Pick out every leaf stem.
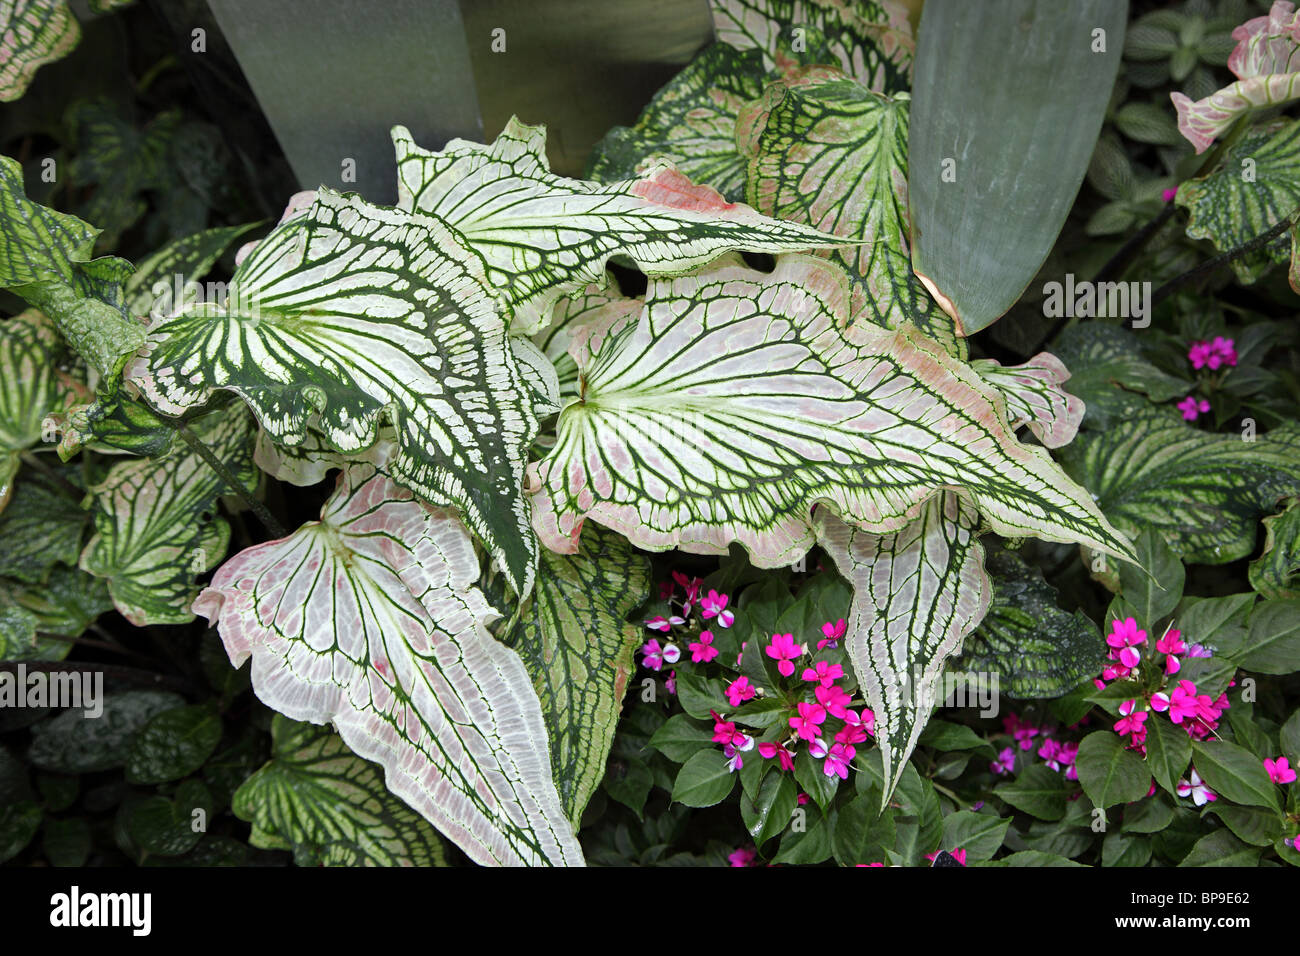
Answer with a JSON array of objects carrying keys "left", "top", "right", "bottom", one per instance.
[
  {"left": 1150, "top": 207, "right": 1299, "bottom": 309},
  {"left": 177, "top": 424, "right": 287, "bottom": 538}
]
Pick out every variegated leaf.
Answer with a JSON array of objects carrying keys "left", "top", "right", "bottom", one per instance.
[
  {"left": 1171, "top": 0, "right": 1300, "bottom": 153},
  {"left": 0, "top": 565, "right": 112, "bottom": 661},
  {"left": 0, "top": 464, "right": 86, "bottom": 583},
  {"left": 530, "top": 254, "right": 1136, "bottom": 569},
  {"left": 736, "top": 68, "right": 962, "bottom": 357},
  {"left": 1250, "top": 499, "right": 1300, "bottom": 600},
  {"left": 587, "top": 42, "right": 767, "bottom": 202},
  {"left": 392, "top": 117, "right": 846, "bottom": 334},
  {"left": 1050, "top": 323, "right": 1191, "bottom": 430},
  {"left": 710, "top": 0, "right": 914, "bottom": 93},
  {"left": 816, "top": 496, "right": 991, "bottom": 805},
  {"left": 127, "top": 188, "right": 540, "bottom": 596},
  {"left": 80, "top": 408, "right": 255, "bottom": 626},
  {"left": 971, "top": 353, "right": 1084, "bottom": 449},
  {"left": 1176, "top": 118, "right": 1300, "bottom": 283},
  {"left": 533, "top": 275, "right": 643, "bottom": 407},
  {"left": 125, "top": 222, "right": 262, "bottom": 319},
  {"left": 0, "top": 0, "right": 80, "bottom": 102},
  {"left": 233, "top": 715, "right": 450, "bottom": 867},
  {"left": 195, "top": 465, "right": 583, "bottom": 867},
  {"left": 505, "top": 524, "right": 651, "bottom": 824},
  {"left": 1059, "top": 406, "right": 1300, "bottom": 564},
  {"left": 253, "top": 420, "right": 396, "bottom": 488}
]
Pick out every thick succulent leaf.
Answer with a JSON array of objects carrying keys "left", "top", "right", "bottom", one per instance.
[
  {"left": 971, "top": 353, "right": 1084, "bottom": 450},
  {"left": 587, "top": 43, "right": 766, "bottom": 202},
  {"left": 907, "top": 0, "right": 1126, "bottom": 335},
  {"left": 79, "top": 408, "right": 255, "bottom": 626},
  {"left": 954, "top": 545, "right": 1106, "bottom": 698},
  {"left": 194, "top": 466, "right": 583, "bottom": 867},
  {"left": 736, "top": 68, "right": 961, "bottom": 358},
  {"left": 391, "top": 118, "right": 845, "bottom": 335},
  {"left": 0, "top": 156, "right": 144, "bottom": 377},
  {"left": 530, "top": 255, "right": 1136, "bottom": 569},
  {"left": 505, "top": 524, "right": 651, "bottom": 824},
  {"left": 533, "top": 277, "right": 643, "bottom": 407},
  {"left": 233, "top": 716, "right": 450, "bottom": 867},
  {"left": 709, "top": 0, "right": 914, "bottom": 93},
  {"left": 1059, "top": 406, "right": 1300, "bottom": 564},
  {"left": 0, "top": 465, "right": 86, "bottom": 583},
  {"left": 1250, "top": 499, "right": 1300, "bottom": 599},
  {"left": 1176, "top": 118, "right": 1300, "bottom": 283},
  {"left": 127, "top": 188, "right": 540, "bottom": 596},
  {"left": 1051, "top": 323, "right": 1191, "bottom": 430},
  {"left": 816, "top": 496, "right": 991, "bottom": 806},
  {"left": 0, "top": 0, "right": 80, "bottom": 102},
  {"left": 125, "top": 222, "right": 263, "bottom": 319},
  {"left": 1171, "top": 1, "right": 1300, "bottom": 153}
]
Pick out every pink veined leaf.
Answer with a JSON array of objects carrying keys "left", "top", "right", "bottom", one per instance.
[
  {"left": 194, "top": 465, "right": 584, "bottom": 867},
  {"left": 971, "top": 352, "right": 1085, "bottom": 449}
]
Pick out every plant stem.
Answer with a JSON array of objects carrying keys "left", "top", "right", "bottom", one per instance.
[
  {"left": 1150, "top": 207, "right": 1299, "bottom": 308},
  {"left": 177, "top": 424, "right": 287, "bottom": 538}
]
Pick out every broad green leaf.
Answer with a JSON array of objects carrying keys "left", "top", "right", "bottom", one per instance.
[
  {"left": 816, "top": 496, "right": 990, "bottom": 805},
  {"left": 1176, "top": 118, "right": 1300, "bottom": 283},
  {"left": 1119, "top": 527, "right": 1186, "bottom": 628},
  {"left": 941, "top": 811, "right": 1010, "bottom": 862},
  {"left": 1177, "top": 829, "right": 1261, "bottom": 866},
  {"left": 0, "top": 0, "right": 80, "bottom": 102},
  {"left": 736, "top": 69, "right": 962, "bottom": 357},
  {"left": 0, "top": 156, "right": 145, "bottom": 377},
  {"left": 1236, "top": 597, "right": 1300, "bottom": 674},
  {"left": 125, "top": 785, "right": 208, "bottom": 858},
  {"left": 0, "top": 464, "right": 86, "bottom": 583},
  {"left": 0, "top": 800, "right": 41, "bottom": 863},
  {"left": 670, "top": 748, "right": 737, "bottom": 808},
  {"left": 0, "top": 566, "right": 111, "bottom": 661},
  {"left": 531, "top": 255, "right": 1136, "bottom": 568},
  {"left": 1076, "top": 731, "right": 1152, "bottom": 808},
  {"left": 907, "top": 0, "right": 1126, "bottom": 335},
  {"left": 125, "top": 704, "right": 222, "bottom": 785},
  {"left": 648, "top": 713, "right": 715, "bottom": 763},
  {"left": 955, "top": 545, "right": 1106, "bottom": 699},
  {"left": 1192, "top": 739, "right": 1279, "bottom": 810},
  {"left": 1051, "top": 323, "right": 1190, "bottom": 431},
  {"left": 1173, "top": 592, "right": 1255, "bottom": 657},
  {"left": 127, "top": 188, "right": 541, "bottom": 596},
  {"left": 1250, "top": 500, "right": 1300, "bottom": 599},
  {"left": 57, "top": 389, "right": 177, "bottom": 459},
  {"left": 194, "top": 465, "right": 583, "bottom": 867},
  {"left": 391, "top": 117, "right": 844, "bottom": 334},
  {"left": 1206, "top": 803, "right": 1285, "bottom": 847},
  {"left": 1146, "top": 711, "right": 1193, "bottom": 796},
  {"left": 233, "top": 716, "right": 450, "bottom": 866},
  {"left": 971, "top": 354, "right": 1084, "bottom": 449},
  {"left": 125, "top": 222, "right": 263, "bottom": 319},
  {"left": 27, "top": 690, "right": 184, "bottom": 773},
  {"left": 80, "top": 407, "right": 255, "bottom": 626},
  {"left": 587, "top": 42, "right": 766, "bottom": 201},
  {"left": 506, "top": 524, "right": 651, "bottom": 825},
  {"left": 741, "top": 769, "right": 797, "bottom": 849},
  {"left": 832, "top": 792, "right": 895, "bottom": 865},
  {"left": 709, "top": 0, "right": 914, "bottom": 93},
  {"left": 1060, "top": 406, "right": 1300, "bottom": 564},
  {"left": 1102, "top": 830, "right": 1153, "bottom": 867},
  {"left": 0, "top": 605, "right": 45, "bottom": 661},
  {"left": 989, "top": 850, "right": 1086, "bottom": 867}
]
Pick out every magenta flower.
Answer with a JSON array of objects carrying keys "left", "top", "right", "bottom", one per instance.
[
  {"left": 711, "top": 711, "right": 742, "bottom": 746},
  {"left": 1115, "top": 699, "right": 1149, "bottom": 740},
  {"left": 1177, "top": 395, "right": 1212, "bottom": 421},
  {"left": 641, "top": 639, "right": 668, "bottom": 671},
  {"left": 789, "top": 701, "right": 827, "bottom": 741},
  {"left": 1157, "top": 627, "right": 1187, "bottom": 674},
  {"left": 664, "top": 670, "right": 676, "bottom": 695},
  {"left": 644, "top": 616, "right": 672, "bottom": 633},
  {"left": 835, "top": 722, "right": 870, "bottom": 746},
  {"left": 991, "top": 746, "right": 1016, "bottom": 775},
  {"left": 758, "top": 740, "right": 795, "bottom": 772},
  {"left": 728, "top": 846, "right": 756, "bottom": 867},
  {"left": 726, "top": 675, "right": 757, "bottom": 708},
  {"left": 818, "top": 618, "right": 846, "bottom": 650},
  {"left": 823, "top": 742, "right": 855, "bottom": 780},
  {"left": 765, "top": 632, "right": 803, "bottom": 677},
  {"left": 688, "top": 630, "right": 719, "bottom": 663},
  {"left": 671, "top": 571, "right": 702, "bottom": 605},
  {"left": 1176, "top": 768, "right": 1216, "bottom": 806},
  {"left": 1162, "top": 186, "right": 1178, "bottom": 202},
  {"left": 844, "top": 707, "right": 876, "bottom": 737},
  {"left": 1265, "top": 757, "right": 1297, "bottom": 784},
  {"left": 1167, "top": 680, "right": 1204, "bottom": 725},
  {"left": 802, "top": 659, "right": 844, "bottom": 687},
  {"left": 815, "top": 682, "right": 852, "bottom": 718},
  {"left": 1188, "top": 336, "right": 1238, "bottom": 371},
  {"left": 700, "top": 590, "right": 734, "bottom": 627}
]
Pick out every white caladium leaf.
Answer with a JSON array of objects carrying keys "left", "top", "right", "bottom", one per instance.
[
  {"left": 817, "top": 497, "right": 990, "bottom": 805},
  {"left": 391, "top": 118, "right": 846, "bottom": 334},
  {"left": 736, "top": 68, "right": 962, "bottom": 358},
  {"left": 971, "top": 353, "right": 1085, "bottom": 450},
  {"left": 128, "top": 188, "right": 541, "bottom": 596},
  {"left": 80, "top": 407, "right": 255, "bottom": 626},
  {"left": 1172, "top": 0, "right": 1300, "bottom": 153},
  {"left": 710, "top": 0, "right": 914, "bottom": 93},
  {"left": 0, "top": 0, "right": 80, "bottom": 102},
  {"left": 194, "top": 465, "right": 583, "bottom": 867},
  {"left": 533, "top": 275, "right": 643, "bottom": 406},
  {"left": 253, "top": 420, "right": 396, "bottom": 488},
  {"left": 530, "top": 254, "right": 1136, "bottom": 568},
  {"left": 125, "top": 222, "right": 262, "bottom": 319}
]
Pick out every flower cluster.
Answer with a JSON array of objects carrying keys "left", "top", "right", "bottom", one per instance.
[
  {"left": 1187, "top": 336, "right": 1238, "bottom": 371},
  {"left": 640, "top": 572, "right": 736, "bottom": 692},
  {"left": 990, "top": 712, "right": 1084, "bottom": 781}
]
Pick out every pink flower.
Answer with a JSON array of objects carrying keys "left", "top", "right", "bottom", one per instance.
[
  {"left": 1162, "top": 186, "right": 1178, "bottom": 202},
  {"left": 926, "top": 849, "right": 968, "bottom": 866},
  {"left": 1167, "top": 680, "right": 1205, "bottom": 725},
  {"left": 1265, "top": 757, "right": 1297, "bottom": 784},
  {"left": 818, "top": 619, "right": 846, "bottom": 650},
  {"left": 728, "top": 846, "right": 756, "bottom": 867},
  {"left": 1150, "top": 691, "right": 1170, "bottom": 713},
  {"left": 802, "top": 660, "right": 844, "bottom": 687},
  {"left": 845, "top": 707, "right": 876, "bottom": 737},
  {"left": 1176, "top": 768, "right": 1216, "bottom": 806},
  {"left": 1107, "top": 617, "right": 1147, "bottom": 668},
  {"left": 835, "top": 721, "right": 870, "bottom": 746},
  {"left": 758, "top": 740, "right": 795, "bottom": 772},
  {"left": 644, "top": 616, "right": 672, "bottom": 633},
  {"left": 701, "top": 590, "right": 734, "bottom": 627},
  {"left": 665, "top": 670, "right": 676, "bottom": 695},
  {"left": 991, "top": 746, "right": 1016, "bottom": 775},
  {"left": 789, "top": 701, "right": 827, "bottom": 741},
  {"left": 1177, "top": 395, "right": 1211, "bottom": 421},
  {"left": 710, "top": 711, "right": 748, "bottom": 749},
  {"left": 1058, "top": 742, "right": 1080, "bottom": 780},
  {"left": 823, "top": 742, "right": 855, "bottom": 780},
  {"left": 1188, "top": 341, "right": 1213, "bottom": 370},
  {"left": 671, "top": 571, "right": 702, "bottom": 605},
  {"left": 1115, "top": 700, "right": 1149, "bottom": 740},
  {"left": 726, "top": 675, "right": 757, "bottom": 708},
  {"left": 765, "top": 632, "right": 803, "bottom": 677},
  {"left": 1187, "top": 337, "right": 1238, "bottom": 371},
  {"left": 641, "top": 639, "right": 668, "bottom": 671},
  {"left": 815, "top": 682, "right": 852, "bottom": 718},
  {"left": 688, "top": 630, "right": 719, "bottom": 663}
]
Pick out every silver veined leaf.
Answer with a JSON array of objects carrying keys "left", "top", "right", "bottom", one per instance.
[
  {"left": 971, "top": 353, "right": 1085, "bottom": 449},
  {"left": 816, "top": 495, "right": 991, "bottom": 807},
  {"left": 532, "top": 275, "right": 643, "bottom": 407},
  {"left": 0, "top": 565, "right": 111, "bottom": 657},
  {"left": 0, "top": 0, "right": 80, "bottom": 102},
  {"left": 252, "top": 419, "right": 396, "bottom": 488},
  {"left": 506, "top": 524, "right": 651, "bottom": 824},
  {"left": 127, "top": 188, "right": 541, "bottom": 597},
  {"left": 233, "top": 715, "right": 450, "bottom": 867},
  {"left": 1249, "top": 499, "right": 1300, "bottom": 600},
  {"left": 391, "top": 117, "right": 847, "bottom": 334},
  {"left": 0, "top": 463, "right": 87, "bottom": 584},
  {"left": 125, "top": 222, "right": 263, "bottom": 319},
  {"left": 530, "top": 254, "right": 1136, "bottom": 569},
  {"left": 195, "top": 465, "right": 584, "bottom": 867},
  {"left": 79, "top": 407, "right": 255, "bottom": 626},
  {"left": 709, "top": 0, "right": 915, "bottom": 93}
]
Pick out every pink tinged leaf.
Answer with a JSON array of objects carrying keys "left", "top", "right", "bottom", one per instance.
[
  {"left": 971, "top": 352, "right": 1085, "bottom": 449},
  {"left": 194, "top": 465, "right": 583, "bottom": 867}
]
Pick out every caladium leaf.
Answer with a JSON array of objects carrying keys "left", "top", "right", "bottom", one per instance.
[
  {"left": 530, "top": 254, "right": 1137, "bottom": 569},
  {"left": 127, "top": 188, "right": 540, "bottom": 596},
  {"left": 533, "top": 276, "right": 643, "bottom": 407},
  {"left": 1050, "top": 324, "right": 1191, "bottom": 431},
  {"left": 1059, "top": 406, "right": 1300, "bottom": 564},
  {"left": 505, "top": 524, "right": 651, "bottom": 824},
  {"left": 195, "top": 465, "right": 583, "bottom": 867},
  {"left": 971, "top": 353, "right": 1084, "bottom": 450},
  {"left": 80, "top": 407, "right": 256, "bottom": 626},
  {"left": 0, "top": 464, "right": 86, "bottom": 583},
  {"left": 125, "top": 222, "right": 263, "bottom": 319},
  {"left": 0, "top": 565, "right": 111, "bottom": 647},
  {"left": 953, "top": 545, "right": 1106, "bottom": 699},
  {"left": 816, "top": 496, "right": 991, "bottom": 806},
  {"left": 1171, "top": 0, "right": 1300, "bottom": 153},
  {"left": 253, "top": 420, "right": 396, "bottom": 488},
  {"left": 1176, "top": 118, "right": 1300, "bottom": 283},
  {"left": 587, "top": 42, "right": 767, "bottom": 202},
  {"left": 709, "top": 0, "right": 914, "bottom": 93},
  {"left": 736, "top": 68, "right": 962, "bottom": 357},
  {"left": 233, "top": 716, "right": 450, "bottom": 867},
  {"left": 0, "top": 0, "right": 80, "bottom": 102},
  {"left": 391, "top": 118, "right": 846, "bottom": 334},
  {"left": 1249, "top": 499, "right": 1300, "bottom": 600}
]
